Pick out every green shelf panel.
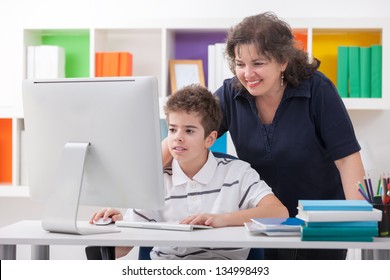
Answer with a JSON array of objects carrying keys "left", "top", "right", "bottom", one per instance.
[{"left": 42, "top": 32, "right": 90, "bottom": 78}]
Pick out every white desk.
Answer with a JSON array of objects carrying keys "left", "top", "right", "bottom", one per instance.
[{"left": 1, "top": 220, "right": 390, "bottom": 259}]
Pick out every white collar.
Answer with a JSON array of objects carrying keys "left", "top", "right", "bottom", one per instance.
[{"left": 172, "top": 150, "right": 217, "bottom": 186}]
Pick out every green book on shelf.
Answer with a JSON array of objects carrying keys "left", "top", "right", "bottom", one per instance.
[
  {"left": 371, "top": 45, "right": 382, "bottom": 98},
  {"left": 360, "top": 47, "right": 371, "bottom": 98},
  {"left": 337, "top": 46, "right": 349, "bottom": 98},
  {"left": 348, "top": 46, "right": 361, "bottom": 98},
  {"left": 301, "top": 225, "right": 378, "bottom": 237},
  {"left": 301, "top": 235, "right": 374, "bottom": 242}
]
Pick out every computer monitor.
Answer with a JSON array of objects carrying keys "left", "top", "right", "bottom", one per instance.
[{"left": 22, "top": 77, "right": 165, "bottom": 234}]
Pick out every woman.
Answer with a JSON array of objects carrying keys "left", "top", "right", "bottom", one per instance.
[{"left": 214, "top": 11, "right": 365, "bottom": 259}]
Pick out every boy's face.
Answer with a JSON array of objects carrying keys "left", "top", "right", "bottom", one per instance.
[{"left": 167, "top": 110, "right": 216, "bottom": 168}]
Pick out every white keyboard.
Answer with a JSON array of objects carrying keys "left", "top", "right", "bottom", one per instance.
[{"left": 115, "top": 221, "right": 212, "bottom": 231}]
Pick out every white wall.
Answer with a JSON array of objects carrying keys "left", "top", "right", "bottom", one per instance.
[{"left": 1, "top": 0, "right": 389, "bottom": 259}]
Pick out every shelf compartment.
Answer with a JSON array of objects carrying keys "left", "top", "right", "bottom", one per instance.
[
  {"left": 94, "top": 29, "right": 163, "bottom": 95},
  {"left": 24, "top": 29, "right": 90, "bottom": 78},
  {"left": 312, "top": 28, "right": 382, "bottom": 88}
]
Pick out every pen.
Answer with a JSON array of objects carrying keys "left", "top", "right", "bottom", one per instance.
[
  {"left": 368, "top": 176, "right": 374, "bottom": 203},
  {"left": 357, "top": 185, "right": 370, "bottom": 202},
  {"left": 363, "top": 177, "right": 372, "bottom": 203}
]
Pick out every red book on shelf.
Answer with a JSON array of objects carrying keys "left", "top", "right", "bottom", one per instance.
[{"left": 119, "top": 52, "right": 133, "bottom": 76}]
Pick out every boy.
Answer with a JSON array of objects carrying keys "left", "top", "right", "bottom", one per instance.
[{"left": 90, "top": 84, "right": 288, "bottom": 260}]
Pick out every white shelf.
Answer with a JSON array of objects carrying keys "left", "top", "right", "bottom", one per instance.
[
  {"left": 1, "top": 16, "right": 389, "bottom": 195},
  {"left": 0, "top": 186, "right": 29, "bottom": 198}
]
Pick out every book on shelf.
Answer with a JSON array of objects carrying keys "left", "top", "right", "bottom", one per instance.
[
  {"left": 301, "top": 235, "right": 373, "bottom": 242},
  {"left": 337, "top": 46, "right": 349, "bottom": 98},
  {"left": 102, "top": 52, "right": 119, "bottom": 77},
  {"left": 27, "top": 45, "right": 65, "bottom": 79},
  {"left": 348, "top": 46, "right": 361, "bottom": 98},
  {"left": 119, "top": 52, "right": 133, "bottom": 76},
  {"left": 296, "top": 208, "right": 382, "bottom": 222},
  {"left": 371, "top": 45, "right": 382, "bottom": 98},
  {"left": 244, "top": 222, "right": 301, "bottom": 236},
  {"left": 207, "top": 43, "right": 233, "bottom": 92},
  {"left": 360, "top": 47, "right": 371, "bottom": 98},
  {"left": 301, "top": 225, "right": 378, "bottom": 237},
  {"left": 297, "top": 200, "right": 373, "bottom": 211}
]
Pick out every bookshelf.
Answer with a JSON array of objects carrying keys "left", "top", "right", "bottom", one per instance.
[{"left": 0, "top": 17, "right": 389, "bottom": 195}]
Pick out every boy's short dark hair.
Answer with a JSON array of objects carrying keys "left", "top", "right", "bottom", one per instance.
[{"left": 164, "top": 84, "right": 222, "bottom": 137}]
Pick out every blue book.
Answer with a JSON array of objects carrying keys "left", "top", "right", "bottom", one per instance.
[
  {"left": 306, "top": 221, "right": 378, "bottom": 228},
  {"left": 298, "top": 200, "right": 373, "bottom": 211},
  {"left": 251, "top": 218, "right": 305, "bottom": 232}
]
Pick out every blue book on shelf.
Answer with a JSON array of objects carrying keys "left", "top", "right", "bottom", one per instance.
[{"left": 298, "top": 200, "right": 372, "bottom": 211}]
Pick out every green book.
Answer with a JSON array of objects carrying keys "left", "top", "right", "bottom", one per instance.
[
  {"left": 337, "top": 46, "right": 349, "bottom": 98},
  {"left": 301, "top": 225, "right": 378, "bottom": 237},
  {"left": 360, "top": 47, "right": 371, "bottom": 98},
  {"left": 371, "top": 45, "right": 382, "bottom": 98},
  {"left": 301, "top": 235, "right": 373, "bottom": 242},
  {"left": 348, "top": 46, "right": 361, "bottom": 98}
]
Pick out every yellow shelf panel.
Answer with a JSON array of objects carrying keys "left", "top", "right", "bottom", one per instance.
[{"left": 312, "top": 29, "right": 381, "bottom": 86}]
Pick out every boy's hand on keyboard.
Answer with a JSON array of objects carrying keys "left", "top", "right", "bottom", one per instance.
[{"left": 180, "top": 213, "right": 228, "bottom": 228}]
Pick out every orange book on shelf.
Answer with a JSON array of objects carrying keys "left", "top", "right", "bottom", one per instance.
[
  {"left": 119, "top": 52, "right": 133, "bottom": 76},
  {"left": 101, "top": 52, "right": 120, "bottom": 77},
  {"left": 0, "top": 119, "right": 12, "bottom": 184},
  {"left": 95, "top": 52, "right": 103, "bottom": 77},
  {"left": 293, "top": 31, "right": 308, "bottom": 51}
]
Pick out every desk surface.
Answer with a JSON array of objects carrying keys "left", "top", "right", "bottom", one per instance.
[{"left": 1, "top": 220, "right": 390, "bottom": 250}]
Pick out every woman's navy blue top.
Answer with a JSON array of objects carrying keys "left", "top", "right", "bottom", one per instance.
[{"left": 215, "top": 71, "right": 360, "bottom": 216}]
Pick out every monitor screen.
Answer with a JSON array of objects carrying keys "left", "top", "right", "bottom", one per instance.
[{"left": 22, "top": 77, "right": 165, "bottom": 234}]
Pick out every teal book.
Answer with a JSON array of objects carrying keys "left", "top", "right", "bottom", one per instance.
[
  {"left": 360, "top": 47, "right": 371, "bottom": 98},
  {"left": 348, "top": 46, "right": 361, "bottom": 98},
  {"left": 371, "top": 45, "right": 382, "bottom": 98},
  {"left": 337, "top": 46, "right": 349, "bottom": 98},
  {"left": 297, "top": 200, "right": 373, "bottom": 211},
  {"left": 305, "top": 221, "right": 378, "bottom": 228},
  {"left": 301, "top": 235, "right": 373, "bottom": 242},
  {"left": 301, "top": 225, "right": 378, "bottom": 236}
]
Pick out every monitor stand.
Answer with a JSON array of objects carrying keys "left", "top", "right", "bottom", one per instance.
[{"left": 41, "top": 142, "right": 120, "bottom": 235}]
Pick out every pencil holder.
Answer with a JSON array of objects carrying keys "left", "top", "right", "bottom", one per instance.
[{"left": 373, "top": 204, "right": 390, "bottom": 237}]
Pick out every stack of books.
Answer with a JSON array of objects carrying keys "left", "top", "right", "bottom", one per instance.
[
  {"left": 95, "top": 52, "right": 133, "bottom": 77},
  {"left": 337, "top": 45, "right": 382, "bottom": 98},
  {"left": 27, "top": 45, "right": 65, "bottom": 79},
  {"left": 296, "top": 200, "right": 382, "bottom": 242}
]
